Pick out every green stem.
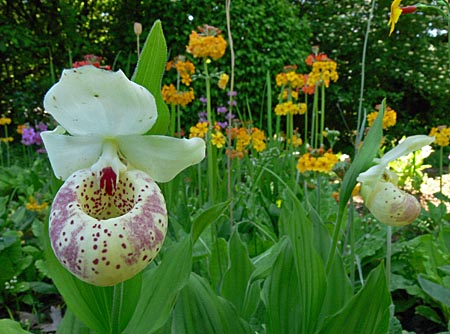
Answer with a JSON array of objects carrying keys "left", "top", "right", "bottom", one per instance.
[
  {"left": 204, "top": 61, "right": 216, "bottom": 203},
  {"left": 304, "top": 93, "right": 308, "bottom": 146},
  {"left": 311, "top": 84, "right": 319, "bottom": 147},
  {"left": 110, "top": 282, "right": 124, "bottom": 334},
  {"left": 169, "top": 104, "right": 176, "bottom": 137},
  {"left": 386, "top": 226, "right": 392, "bottom": 291},
  {"left": 176, "top": 105, "right": 181, "bottom": 138},
  {"left": 320, "top": 84, "right": 325, "bottom": 147}
]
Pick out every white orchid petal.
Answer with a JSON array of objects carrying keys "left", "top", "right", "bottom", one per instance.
[
  {"left": 117, "top": 135, "right": 206, "bottom": 182},
  {"left": 379, "top": 135, "right": 434, "bottom": 165},
  {"left": 41, "top": 129, "right": 103, "bottom": 180},
  {"left": 356, "top": 164, "right": 386, "bottom": 184},
  {"left": 44, "top": 66, "right": 157, "bottom": 136}
]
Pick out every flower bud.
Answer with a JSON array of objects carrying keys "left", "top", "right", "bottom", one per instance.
[{"left": 134, "top": 22, "right": 142, "bottom": 36}]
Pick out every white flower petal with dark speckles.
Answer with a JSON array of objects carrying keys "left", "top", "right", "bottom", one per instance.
[{"left": 49, "top": 168, "right": 167, "bottom": 286}]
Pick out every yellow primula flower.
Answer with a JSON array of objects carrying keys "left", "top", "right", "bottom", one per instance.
[
  {"left": 0, "top": 117, "right": 12, "bottom": 126},
  {"left": 218, "top": 73, "right": 229, "bottom": 90},
  {"left": 26, "top": 196, "right": 49, "bottom": 212},
  {"left": 186, "top": 25, "right": 227, "bottom": 61},
  {"left": 211, "top": 131, "right": 226, "bottom": 148},
  {"left": 296, "top": 151, "right": 338, "bottom": 174},
  {"left": 251, "top": 128, "right": 266, "bottom": 152},
  {"left": 162, "top": 84, "right": 195, "bottom": 107},
  {"left": 0, "top": 137, "right": 13, "bottom": 143},
  {"left": 429, "top": 126, "right": 450, "bottom": 147},
  {"left": 189, "top": 122, "right": 209, "bottom": 139},
  {"left": 367, "top": 108, "right": 397, "bottom": 129}
]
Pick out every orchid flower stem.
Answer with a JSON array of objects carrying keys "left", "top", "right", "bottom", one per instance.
[
  {"left": 356, "top": 0, "right": 375, "bottom": 149},
  {"left": 110, "top": 282, "right": 124, "bottom": 334},
  {"left": 386, "top": 226, "right": 392, "bottom": 291}
]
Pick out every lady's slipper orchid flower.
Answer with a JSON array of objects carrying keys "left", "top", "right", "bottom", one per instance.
[
  {"left": 357, "top": 135, "right": 434, "bottom": 227},
  {"left": 41, "top": 66, "right": 205, "bottom": 286}
]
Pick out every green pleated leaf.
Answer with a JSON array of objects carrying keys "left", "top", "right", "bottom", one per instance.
[
  {"left": 281, "top": 198, "right": 327, "bottom": 334},
  {"left": 317, "top": 264, "right": 391, "bottom": 334},
  {"left": 220, "top": 231, "right": 255, "bottom": 314},
  {"left": 0, "top": 319, "right": 33, "bottom": 334},
  {"left": 132, "top": 20, "right": 169, "bottom": 135},
  {"left": 172, "top": 273, "right": 251, "bottom": 334},
  {"left": 418, "top": 275, "right": 450, "bottom": 308},
  {"left": 45, "top": 216, "right": 142, "bottom": 334},
  {"left": 58, "top": 309, "right": 97, "bottom": 334},
  {"left": 263, "top": 240, "right": 301, "bottom": 334},
  {"left": 191, "top": 200, "right": 231, "bottom": 245},
  {"left": 250, "top": 236, "right": 288, "bottom": 283},
  {"left": 209, "top": 237, "right": 229, "bottom": 292},
  {"left": 123, "top": 236, "right": 192, "bottom": 334}
]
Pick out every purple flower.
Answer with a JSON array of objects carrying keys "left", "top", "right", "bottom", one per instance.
[
  {"left": 227, "top": 90, "right": 237, "bottom": 97},
  {"left": 199, "top": 96, "right": 208, "bottom": 104},
  {"left": 225, "top": 113, "right": 235, "bottom": 121},
  {"left": 217, "top": 121, "right": 228, "bottom": 129},
  {"left": 21, "top": 127, "right": 37, "bottom": 146},
  {"left": 198, "top": 111, "right": 207, "bottom": 122},
  {"left": 227, "top": 100, "right": 237, "bottom": 107},
  {"left": 36, "top": 122, "right": 48, "bottom": 132},
  {"left": 217, "top": 106, "right": 227, "bottom": 114}
]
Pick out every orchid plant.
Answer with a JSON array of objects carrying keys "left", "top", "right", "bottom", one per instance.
[
  {"left": 40, "top": 65, "right": 205, "bottom": 286},
  {"left": 357, "top": 135, "right": 435, "bottom": 227}
]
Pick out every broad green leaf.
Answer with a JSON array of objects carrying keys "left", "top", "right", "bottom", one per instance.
[
  {"left": 418, "top": 275, "right": 450, "bottom": 308},
  {"left": 0, "top": 319, "right": 33, "bottom": 334},
  {"left": 221, "top": 231, "right": 255, "bottom": 314},
  {"left": 263, "top": 240, "right": 301, "bottom": 334},
  {"left": 249, "top": 236, "right": 289, "bottom": 282},
  {"left": 415, "top": 305, "right": 445, "bottom": 325},
  {"left": 172, "top": 273, "right": 251, "bottom": 333},
  {"left": 58, "top": 309, "right": 98, "bottom": 334},
  {"left": 317, "top": 264, "right": 391, "bottom": 334},
  {"left": 191, "top": 200, "right": 231, "bottom": 244},
  {"left": 282, "top": 198, "right": 327, "bottom": 333},
  {"left": 209, "top": 237, "right": 229, "bottom": 292},
  {"left": 123, "top": 236, "right": 192, "bottom": 334},
  {"left": 132, "top": 20, "right": 169, "bottom": 135},
  {"left": 241, "top": 280, "right": 262, "bottom": 320}
]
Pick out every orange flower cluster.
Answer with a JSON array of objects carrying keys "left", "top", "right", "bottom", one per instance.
[
  {"left": 226, "top": 127, "right": 267, "bottom": 157},
  {"left": 305, "top": 53, "right": 338, "bottom": 88},
  {"left": 162, "top": 84, "right": 195, "bottom": 107},
  {"left": 296, "top": 147, "right": 338, "bottom": 174},
  {"left": 162, "top": 55, "right": 196, "bottom": 107},
  {"left": 186, "top": 25, "right": 227, "bottom": 60},
  {"left": 429, "top": 125, "right": 450, "bottom": 147},
  {"left": 166, "top": 56, "right": 196, "bottom": 86}
]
